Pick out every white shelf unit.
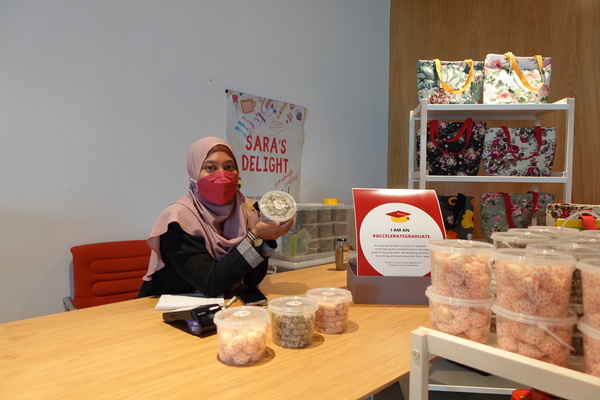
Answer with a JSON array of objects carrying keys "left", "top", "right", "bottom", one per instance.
[
  {"left": 409, "top": 327, "right": 600, "bottom": 400},
  {"left": 407, "top": 98, "right": 575, "bottom": 202}
]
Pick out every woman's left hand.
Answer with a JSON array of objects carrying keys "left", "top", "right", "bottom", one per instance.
[{"left": 252, "top": 218, "right": 295, "bottom": 241}]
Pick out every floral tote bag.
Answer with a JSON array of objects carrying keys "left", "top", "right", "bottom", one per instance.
[
  {"left": 546, "top": 203, "right": 600, "bottom": 228},
  {"left": 438, "top": 193, "right": 475, "bottom": 240},
  {"left": 483, "top": 52, "right": 551, "bottom": 104},
  {"left": 416, "top": 118, "right": 486, "bottom": 176},
  {"left": 417, "top": 59, "right": 484, "bottom": 104},
  {"left": 480, "top": 191, "right": 556, "bottom": 242},
  {"left": 482, "top": 126, "right": 557, "bottom": 176}
]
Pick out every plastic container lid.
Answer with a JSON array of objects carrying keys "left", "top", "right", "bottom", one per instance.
[
  {"left": 268, "top": 296, "right": 318, "bottom": 315},
  {"left": 259, "top": 190, "right": 297, "bottom": 222},
  {"left": 306, "top": 287, "right": 353, "bottom": 304},
  {"left": 213, "top": 306, "right": 270, "bottom": 328},
  {"left": 492, "top": 303, "right": 578, "bottom": 327},
  {"left": 527, "top": 225, "right": 580, "bottom": 238},
  {"left": 491, "top": 248, "right": 577, "bottom": 268},
  {"left": 528, "top": 241, "right": 600, "bottom": 260},
  {"left": 491, "top": 231, "right": 550, "bottom": 247},
  {"left": 558, "top": 234, "right": 600, "bottom": 247},
  {"left": 425, "top": 286, "right": 494, "bottom": 307},
  {"left": 578, "top": 317, "right": 600, "bottom": 339},
  {"left": 428, "top": 239, "right": 494, "bottom": 254},
  {"left": 576, "top": 256, "right": 600, "bottom": 273},
  {"left": 577, "top": 230, "right": 600, "bottom": 237}
]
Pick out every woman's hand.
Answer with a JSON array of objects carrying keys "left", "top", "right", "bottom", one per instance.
[{"left": 251, "top": 218, "right": 295, "bottom": 241}]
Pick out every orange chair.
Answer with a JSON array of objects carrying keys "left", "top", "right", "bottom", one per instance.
[{"left": 62, "top": 240, "right": 151, "bottom": 310}]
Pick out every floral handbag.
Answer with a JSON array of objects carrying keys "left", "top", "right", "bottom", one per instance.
[
  {"left": 546, "top": 203, "right": 600, "bottom": 228},
  {"left": 416, "top": 118, "right": 486, "bottom": 176},
  {"left": 417, "top": 59, "right": 484, "bottom": 104},
  {"left": 482, "top": 126, "right": 556, "bottom": 176},
  {"left": 480, "top": 191, "right": 556, "bottom": 242},
  {"left": 483, "top": 52, "right": 551, "bottom": 104},
  {"left": 438, "top": 193, "right": 474, "bottom": 240}
]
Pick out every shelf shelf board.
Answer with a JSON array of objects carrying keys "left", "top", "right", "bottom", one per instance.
[
  {"left": 411, "top": 98, "right": 572, "bottom": 121},
  {"left": 409, "top": 173, "right": 568, "bottom": 184}
]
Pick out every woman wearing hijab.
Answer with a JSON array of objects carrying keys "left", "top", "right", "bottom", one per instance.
[{"left": 138, "top": 137, "right": 294, "bottom": 297}]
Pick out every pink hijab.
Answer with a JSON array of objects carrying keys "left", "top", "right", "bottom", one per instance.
[{"left": 143, "top": 137, "right": 260, "bottom": 281}]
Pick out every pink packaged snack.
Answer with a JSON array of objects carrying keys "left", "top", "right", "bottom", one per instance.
[
  {"left": 306, "top": 287, "right": 352, "bottom": 334},
  {"left": 492, "top": 248, "right": 576, "bottom": 317},
  {"left": 578, "top": 318, "right": 600, "bottom": 377},
  {"left": 426, "top": 286, "right": 494, "bottom": 344},
  {"left": 493, "top": 304, "right": 577, "bottom": 367},
  {"left": 428, "top": 240, "right": 495, "bottom": 300},
  {"left": 577, "top": 257, "right": 600, "bottom": 329},
  {"left": 214, "top": 306, "right": 270, "bottom": 366}
]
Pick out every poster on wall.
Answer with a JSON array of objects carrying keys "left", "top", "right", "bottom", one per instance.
[
  {"left": 352, "top": 188, "right": 446, "bottom": 276},
  {"left": 225, "top": 90, "right": 304, "bottom": 202}
]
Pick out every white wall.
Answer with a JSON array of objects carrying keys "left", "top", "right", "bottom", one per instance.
[{"left": 0, "top": 0, "right": 390, "bottom": 322}]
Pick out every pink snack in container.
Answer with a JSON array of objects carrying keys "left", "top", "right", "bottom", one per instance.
[
  {"left": 577, "top": 257, "right": 600, "bottom": 329},
  {"left": 428, "top": 239, "right": 495, "bottom": 300},
  {"left": 306, "top": 287, "right": 352, "bottom": 334},
  {"left": 493, "top": 304, "right": 577, "bottom": 367},
  {"left": 578, "top": 317, "right": 600, "bottom": 377},
  {"left": 425, "top": 286, "right": 494, "bottom": 344},
  {"left": 214, "top": 306, "right": 270, "bottom": 366},
  {"left": 492, "top": 248, "right": 576, "bottom": 318}
]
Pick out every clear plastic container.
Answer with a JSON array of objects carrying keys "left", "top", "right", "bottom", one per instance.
[
  {"left": 273, "top": 203, "right": 354, "bottom": 262},
  {"left": 578, "top": 317, "right": 600, "bottom": 377},
  {"left": 528, "top": 242, "right": 600, "bottom": 305},
  {"left": 259, "top": 190, "right": 297, "bottom": 222},
  {"left": 425, "top": 286, "right": 494, "bottom": 344},
  {"left": 306, "top": 287, "right": 352, "bottom": 334},
  {"left": 559, "top": 234, "right": 600, "bottom": 248},
  {"left": 492, "top": 248, "right": 576, "bottom": 317},
  {"left": 214, "top": 306, "right": 270, "bottom": 366},
  {"left": 491, "top": 231, "right": 549, "bottom": 249},
  {"left": 526, "top": 225, "right": 580, "bottom": 239},
  {"left": 268, "top": 296, "right": 318, "bottom": 348},
  {"left": 576, "top": 257, "right": 600, "bottom": 329},
  {"left": 428, "top": 239, "right": 495, "bottom": 299},
  {"left": 493, "top": 304, "right": 577, "bottom": 367}
]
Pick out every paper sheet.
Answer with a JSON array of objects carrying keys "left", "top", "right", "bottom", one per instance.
[{"left": 154, "top": 294, "right": 224, "bottom": 311}]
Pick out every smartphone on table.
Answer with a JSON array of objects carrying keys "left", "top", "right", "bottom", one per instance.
[{"left": 237, "top": 287, "right": 268, "bottom": 306}]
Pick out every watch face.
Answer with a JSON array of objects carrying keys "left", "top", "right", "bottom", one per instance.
[{"left": 254, "top": 238, "right": 263, "bottom": 247}]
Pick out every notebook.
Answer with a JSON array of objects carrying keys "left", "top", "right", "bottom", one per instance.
[{"left": 154, "top": 293, "right": 225, "bottom": 311}]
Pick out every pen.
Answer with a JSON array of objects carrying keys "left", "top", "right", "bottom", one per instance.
[{"left": 224, "top": 296, "right": 239, "bottom": 309}]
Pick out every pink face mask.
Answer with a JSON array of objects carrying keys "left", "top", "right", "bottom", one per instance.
[{"left": 197, "top": 170, "right": 239, "bottom": 205}]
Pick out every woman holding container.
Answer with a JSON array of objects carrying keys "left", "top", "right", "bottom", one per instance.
[{"left": 138, "top": 137, "right": 294, "bottom": 297}]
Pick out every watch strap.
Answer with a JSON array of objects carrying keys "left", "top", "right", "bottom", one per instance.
[{"left": 246, "top": 231, "right": 263, "bottom": 247}]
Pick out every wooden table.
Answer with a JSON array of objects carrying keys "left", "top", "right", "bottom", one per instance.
[{"left": 0, "top": 264, "right": 429, "bottom": 399}]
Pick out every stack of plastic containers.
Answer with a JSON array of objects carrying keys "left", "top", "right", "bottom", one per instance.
[
  {"left": 426, "top": 240, "right": 495, "bottom": 344},
  {"left": 491, "top": 248, "right": 578, "bottom": 367},
  {"left": 528, "top": 241, "right": 600, "bottom": 356},
  {"left": 575, "top": 258, "right": 600, "bottom": 377}
]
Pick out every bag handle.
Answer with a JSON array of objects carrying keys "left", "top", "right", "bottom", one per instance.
[
  {"left": 429, "top": 118, "right": 473, "bottom": 156},
  {"left": 444, "top": 193, "right": 467, "bottom": 229},
  {"left": 504, "top": 52, "right": 545, "bottom": 91},
  {"left": 502, "top": 191, "right": 539, "bottom": 228},
  {"left": 500, "top": 126, "right": 542, "bottom": 161},
  {"left": 560, "top": 209, "right": 600, "bottom": 230},
  {"left": 434, "top": 59, "right": 475, "bottom": 94}
]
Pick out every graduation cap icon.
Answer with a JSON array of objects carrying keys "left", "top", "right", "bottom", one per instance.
[{"left": 386, "top": 210, "right": 411, "bottom": 223}]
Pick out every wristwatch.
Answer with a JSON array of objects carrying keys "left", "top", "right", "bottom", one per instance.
[{"left": 246, "top": 231, "right": 263, "bottom": 248}]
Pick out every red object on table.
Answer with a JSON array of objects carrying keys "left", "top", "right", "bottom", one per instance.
[{"left": 512, "top": 388, "right": 554, "bottom": 400}]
